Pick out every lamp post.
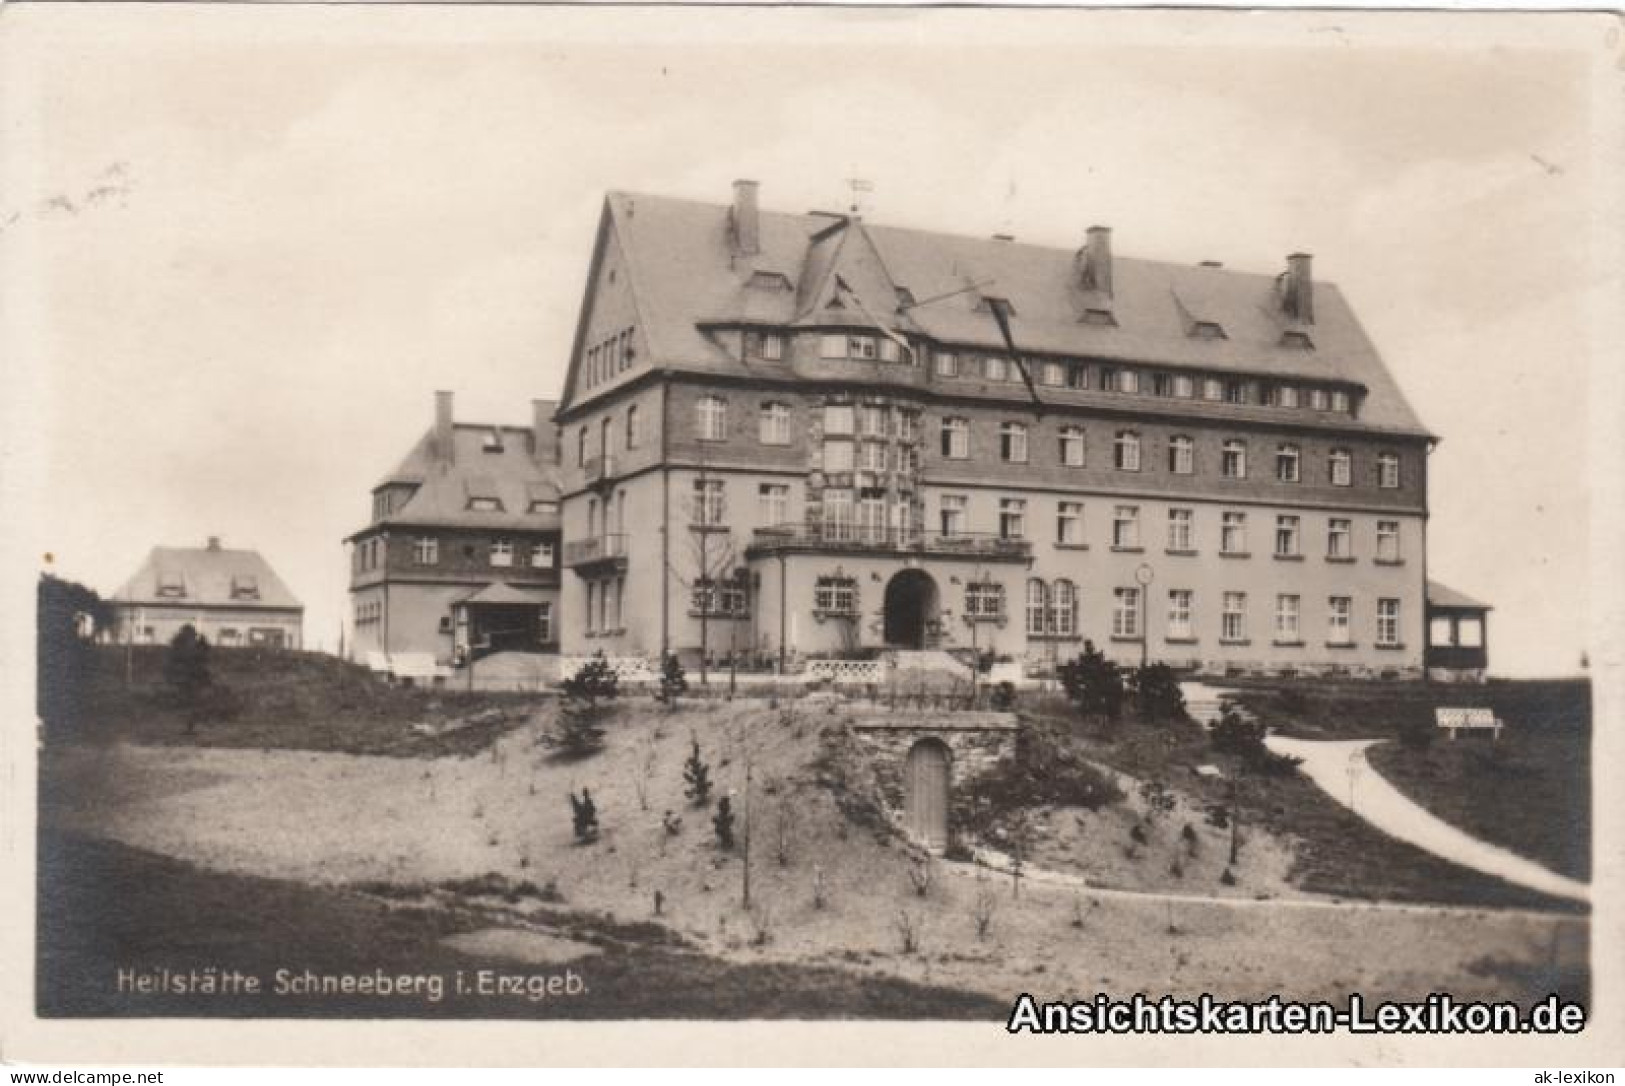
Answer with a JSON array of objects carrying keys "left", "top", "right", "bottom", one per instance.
[{"left": 1134, "top": 562, "right": 1155, "bottom": 719}]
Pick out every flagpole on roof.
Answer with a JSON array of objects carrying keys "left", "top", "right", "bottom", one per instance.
[{"left": 986, "top": 296, "right": 1046, "bottom": 417}]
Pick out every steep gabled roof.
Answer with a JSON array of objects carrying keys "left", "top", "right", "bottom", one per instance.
[
  {"left": 113, "top": 543, "right": 302, "bottom": 610},
  {"left": 582, "top": 191, "right": 1430, "bottom": 437},
  {"left": 358, "top": 423, "right": 561, "bottom": 536}
]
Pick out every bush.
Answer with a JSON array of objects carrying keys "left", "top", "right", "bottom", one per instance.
[
  {"left": 960, "top": 720, "right": 1126, "bottom": 835},
  {"left": 683, "top": 736, "right": 714, "bottom": 806},
  {"left": 1210, "top": 708, "right": 1301, "bottom": 777},
  {"left": 712, "top": 795, "right": 736, "bottom": 850},
  {"left": 164, "top": 624, "right": 213, "bottom": 702},
  {"left": 544, "top": 654, "right": 619, "bottom": 757},
  {"left": 561, "top": 652, "right": 619, "bottom": 707},
  {"left": 656, "top": 652, "right": 688, "bottom": 710},
  {"left": 569, "top": 788, "right": 600, "bottom": 843},
  {"left": 1058, "top": 641, "right": 1124, "bottom": 723},
  {"left": 1129, "top": 663, "right": 1186, "bottom": 722}
]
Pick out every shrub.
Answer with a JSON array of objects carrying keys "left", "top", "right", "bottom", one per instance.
[
  {"left": 165, "top": 625, "right": 212, "bottom": 700},
  {"left": 1209, "top": 708, "right": 1302, "bottom": 776},
  {"left": 568, "top": 788, "right": 599, "bottom": 843},
  {"left": 907, "top": 857, "right": 933, "bottom": 897},
  {"left": 960, "top": 720, "right": 1126, "bottom": 835},
  {"left": 561, "top": 652, "right": 620, "bottom": 706},
  {"left": 972, "top": 887, "right": 998, "bottom": 939},
  {"left": 683, "top": 737, "right": 714, "bottom": 806},
  {"left": 1058, "top": 641, "right": 1124, "bottom": 723},
  {"left": 1129, "top": 663, "right": 1186, "bottom": 722},
  {"left": 656, "top": 652, "right": 688, "bottom": 710},
  {"left": 712, "top": 795, "right": 736, "bottom": 850}
]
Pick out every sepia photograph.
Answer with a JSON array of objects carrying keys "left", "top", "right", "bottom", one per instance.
[{"left": 2, "top": 1, "right": 1621, "bottom": 1069}]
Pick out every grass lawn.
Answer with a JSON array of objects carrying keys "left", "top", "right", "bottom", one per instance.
[
  {"left": 1016, "top": 691, "right": 1585, "bottom": 912},
  {"left": 36, "top": 829, "right": 1006, "bottom": 1019},
  {"left": 50, "top": 646, "right": 535, "bottom": 757}
]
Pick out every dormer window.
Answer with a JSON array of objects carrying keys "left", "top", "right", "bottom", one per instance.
[
  {"left": 230, "top": 574, "right": 260, "bottom": 601},
  {"left": 1191, "top": 321, "right": 1227, "bottom": 340},
  {"left": 977, "top": 294, "right": 1016, "bottom": 317},
  {"left": 747, "top": 271, "right": 792, "bottom": 292},
  {"left": 482, "top": 429, "right": 504, "bottom": 453},
  {"left": 529, "top": 499, "right": 559, "bottom": 515},
  {"left": 469, "top": 498, "right": 503, "bottom": 512},
  {"left": 156, "top": 570, "right": 186, "bottom": 598},
  {"left": 1081, "top": 308, "right": 1117, "bottom": 327},
  {"left": 1280, "top": 330, "right": 1315, "bottom": 350},
  {"left": 895, "top": 287, "right": 916, "bottom": 307}
]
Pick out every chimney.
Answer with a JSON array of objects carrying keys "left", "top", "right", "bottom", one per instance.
[
  {"left": 531, "top": 399, "right": 557, "bottom": 464},
  {"left": 1082, "top": 225, "right": 1113, "bottom": 296},
  {"left": 730, "top": 179, "right": 760, "bottom": 258},
  {"left": 434, "top": 389, "right": 455, "bottom": 465},
  {"left": 206, "top": 536, "right": 221, "bottom": 551},
  {"left": 1284, "top": 252, "right": 1314, "bottom": 324}
]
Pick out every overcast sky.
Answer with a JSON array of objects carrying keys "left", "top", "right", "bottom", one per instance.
[{"left": 3, "top": 7, "right": 1612, "bottom": 676}]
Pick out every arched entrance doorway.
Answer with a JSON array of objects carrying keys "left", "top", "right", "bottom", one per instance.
[
  {"left": 883, "top": 569, "right": 938, "bottom": 648},
  {"left": 904, "top": 738, "right": 951, "bottom": 850}
]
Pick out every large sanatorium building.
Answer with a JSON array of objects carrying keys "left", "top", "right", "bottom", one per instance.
[{"left": 353, "top": 182, "right": 1447, "bottom": 679}]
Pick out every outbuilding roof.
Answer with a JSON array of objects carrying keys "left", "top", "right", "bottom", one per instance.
[
  {"left": 1427, "top": 580, "right": 1492, "bottom": 611},
  {"left": 580, "top": 191, "right": 1430, "bottom": 437},
  {"left": 360, "top": 423, "right": 561, "bottom": 536},
  {"left": 113, "top": 541, "right": 302, "bottom": 610}
]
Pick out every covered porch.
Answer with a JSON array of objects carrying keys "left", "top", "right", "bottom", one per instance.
[{"left": 452, "top": 582, "right": 556, "bottom": 663}]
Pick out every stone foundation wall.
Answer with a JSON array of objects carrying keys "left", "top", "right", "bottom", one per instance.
[{"left": 850, "top": 712, "right": 1019, "bottom": 846}]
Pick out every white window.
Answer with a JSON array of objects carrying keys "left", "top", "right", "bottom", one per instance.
[
  {"left": 814, "top": 575, "right": 858, "bottom": 614},
  {"left": 1203, "top": 378, "right": 1224, "bottom": 402},
  {"left": 1276, "top": 444, "right": 1301, "bottom": 483},
  {"left": 859, "top": 441, "right": 887, "bottom": 472},
  {"left": 693, "top": 478, "right": 725, "bottom": 526},
  {"left": 1117, "top": 369, "right": 1140, "bottom": 394},
  {"left": 822, "top": 488, "right": 854, "bottom": 539},
  {"left": 1458, "top": 617, "right": 1484, "bottom": 647},
  {"left": 1041, "top": 361, "right": 1066, "bottom": 386},
  {"left": 878, "top": 338, "right": 903, "bottom": 364},
  {"left": 1222, "top": 592, "right": 1247, "bottom": 642},
  {"left": 1112, "top": 504, "right": 1140, "bottom": 549},
  {"left": 1328, "top": 597, "right": 1353, "bottom": 645},
  {"left": 1000, "top": 422, "right": 1029, "bottom": 463},
  {"left": 1026, "top": 579, "right": 1048, "bottom": 637},
  {"left": 1051, "top": 580, "right": 1078, "bottom": 637},
  {"left": 1059, "top": 426, "right": 1086, "bottom": 467},
  {"left": 1377, "top": 598, "right": 1401, "bottom": 647},
  {"left": 1172, "top": 374, "right": 1195, "bottom": 398},
  {"left": 1113, "top": 587, "right": 1142, "bottom": 638},
  {"left": 1221, "top": 439, "right": 1247, "bottom": 479},
  {"left": 490, "top": 539, "right": 514, "bottom": 567},
  {"left": 1376, "top": 520, "right": 1401, "bottom": 562},
  {"left": 858, "top": 495, "right": 887, "bottom": 541},
  {"left": 820, "top": 334, "right": 848, "bottom": 359},
  {"left": 1169, "top": 435, "right": 1194, "bottom": 474},
  {"left": 1275, "top": 515, "right": 1301, "bottom": 557},
  {"left": 1056, "top": 501, "right": 1084, "bottom": 545},
  {"left": 1309, "top": 388, "right": 1330, "bottom": 411},
  {"left": 1167, "top": 590, "right": 1194, "bottom": 640},
  {"left": 1276, "top": 385, "right": 1301, "bottom": 408},
  {"left": 934, "top": 350, "right": 958, "bottom": 377},
  {"left": 1275, "top": 594, "right": 1301, "bottom": 642},
  {"left": 823, "top": 439, "right": 855, "bottom": 472},
  {"left": 1431, "top": 616, "right": 1454, "bottom": 646},
  {"left": 413, "top": 537, "right": 438, "bottom": 565},
  {"left": 760, "top": 333, "right": 784, "bottom": 361},
  {"left": 940, "top": 417, "right": 969, "bottom": 459},
  {"left": 999, "top": 498, "right": 1027, "bottom": 540},
  {"left": 1223, "top": 380, "right": 1249, "bottom": 405},
  {"left": 1378, "top": 453, "right": 1401, "bottom": 489},
  {"left": 848, "top": 335, "right": 878, "bottom": 360},
  {"left": 759, "top": 403, "right": 790, "bottom": 445},
  {"left": 823, "top": 404, "right": 855, "bottom": 436},
  {"left": 895, "top": 409, "right": 917, "bottom": 442},
  {"left": 939, "top": 494, "right": 967, "bottom": 536},
  {"left": 1066, "top": 363, "right": 1090, "bottom": 390},
  {"left": 532, "top": 541, "right": 555, "bottom": 567},
  {"left": 984, "top": 355, "right": 1008, "bottom": 382},
  {"left": 1328, "top": 518, "right": 1352, "bottom": 559},
  {"left": 625, "top": 405, "right": 640, "bottom": 449},
  {"left": 1331, "top": 390, "right": 1351, "bottom": 413},
  {"left": 1113, "top": 430, "right": 1141, "bottom": 471},
  {"left": 965, "top": 581, "right": 1005, "bottom": 620},
  {"left": 1168, "top": 508, "right": 1194, "bottom": 552},
  {"left": 1329, "top": 448, "right": 1351, "bottom": 486},
  {"left": 1221, "top": 511, "right": 1247, "bottom": 554},
  {"left": 697, "top": 396, "right": 728, "bottom": 441},
  {"left": 759, "top": 483, "right": 788, "bottom": 526},
  {"left": 860, "top": 405, "right": 886, "bottom": 437}
]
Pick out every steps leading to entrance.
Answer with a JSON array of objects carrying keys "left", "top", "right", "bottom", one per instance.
[{"left": 1180, "top": 680, "right": 1253, "bottom": 727}]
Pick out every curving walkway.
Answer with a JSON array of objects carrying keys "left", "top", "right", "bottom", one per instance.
[{"left": 1264, "top": 735, "right": 1590, "bottom": 906}]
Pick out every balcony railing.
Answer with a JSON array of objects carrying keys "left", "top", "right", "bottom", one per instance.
[
  {"left": 583, "top": 455, "right": 618, "bottom": 485},
  {"left": 564, "top": 533, "right": 629, "bottom": 569},
  {"left": 747, "top": 523, "right": 1032, "bottom": 561}
]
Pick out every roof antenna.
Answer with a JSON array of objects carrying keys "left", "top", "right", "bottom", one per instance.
[{"left": 845, "top": 177, "right": 873, "bottom": 217}]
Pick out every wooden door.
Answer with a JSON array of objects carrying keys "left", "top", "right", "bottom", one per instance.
[{"left": 904, "top": 739, "right": 950, "bottom": 850}]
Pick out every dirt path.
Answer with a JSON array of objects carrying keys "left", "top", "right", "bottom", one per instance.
[{"left": 1264, "top": 736, "right": 1590, "bottom": 906}]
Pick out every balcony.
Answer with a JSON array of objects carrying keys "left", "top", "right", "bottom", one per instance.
[
  {"left": 583, "top": 455, "right": 619, "bottom": 488},
  {"left": 746, "top": 523, "right": 1032, "bottom": 562},
  {"left": 564, "top": 533, "right": 628, "bottom": 574}
]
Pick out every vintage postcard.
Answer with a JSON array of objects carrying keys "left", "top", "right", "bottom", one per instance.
[{"left": 2, "top": 2, "right": 1621, "bottom": 1068}]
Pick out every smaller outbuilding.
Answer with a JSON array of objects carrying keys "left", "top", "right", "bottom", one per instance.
[
  {"left": 109, "top": 537, "right": 304, "bottom": 649},
  {"left": 1425, "top": 580, "right": 1491, "bottom": 683}
]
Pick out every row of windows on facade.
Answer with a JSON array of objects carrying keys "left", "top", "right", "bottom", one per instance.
[
  {"left": 583, "top": 326, "right": 637, "bottom": 389},
  {"left": 153, "top": 572, "right": 260, "bottom": 600},
  {"left": 665, "top": 398, "right": 1404, "bottom": 489},
  {"left": 353, "top": 536, "right": 557, "bottom": 570},
  {"left": 805, "top": 575, "right": 1405, "bottom": 649},
  {"left": 729, "top": 330, "right": 1355, "bottom": 417}
]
